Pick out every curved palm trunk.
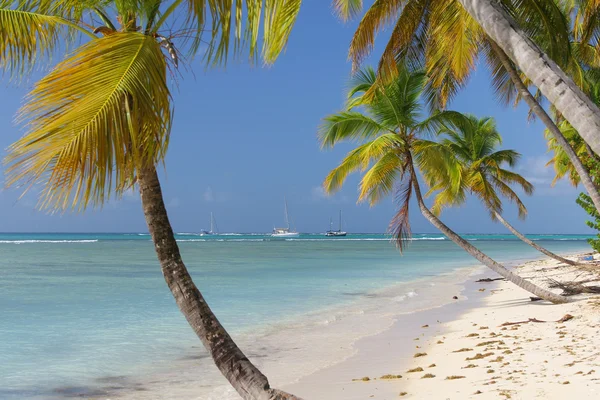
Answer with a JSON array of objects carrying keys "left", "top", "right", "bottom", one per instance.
[
  {"left": 137, "top": 166, "right": 301, "bottom": 400},
  {"left": 407, "top": 161, "right": 567, "bottom": 304},
  {"left": 488, "top": 41, "right": 600, "bottom": 215},
  {"left": 493, "top": 211, "right": 583, "bottom": 267},
  {"left": 458, "top": 0, "right": 600, "bottom": 156}
]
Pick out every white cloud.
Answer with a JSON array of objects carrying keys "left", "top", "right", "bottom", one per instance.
[
  {"left": 518, "top": 155, "right": 579, "bottom": 197},
  {"left": 203, "top": 186, "right": 214, "bottom": 202},
  {"left": 518, "top": 155, "right": 554, "bottom": 185},
  {"left": 202, "top": 186, "right": 229, "bottom": 203},
  {"left": 311, "top": 186, "right": 328, "bottom": 200},
  {"left": 310, "top": 186, "right": 349, "bottom": 203},
  {"left": 167, "top": 197, "right": 180, "bottom": 208}
]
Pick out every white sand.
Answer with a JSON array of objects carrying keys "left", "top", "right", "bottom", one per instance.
[{"left": 285, "top": 253, "right": 600, "bottom": 399}]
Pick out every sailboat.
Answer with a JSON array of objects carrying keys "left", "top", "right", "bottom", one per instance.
[
  {"left": 271, "top": 198, "right": 300, "bottom": 238},
  {"left": 325, "top": 210, "right": 347, "bottom": 237},
  {"left": 200, "top": 212, "right": 218, "bottom": 236}
]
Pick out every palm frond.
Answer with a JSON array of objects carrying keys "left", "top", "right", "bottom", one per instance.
[
  {"left": 490, "top": 175, "right": 529, "bottom": 219},
  {"left": 157, "top": 0, "right": 301, "bottom": 65},
  {"left": 495, "top": 168, "right": 534, "bottom": 195},
  {"left": 0, "top": 2, "right": 87, "bottom": 79},
  {"left": 413, "top": 138, "right": 465, "bottom": 200},
  {"left": 505, "top": 0, "right": 571, "bottom": 66},
  {"left": 5, "top": 32, "right": 171, "bottom": 211},
  {"left": 333, "top": 0, "right": 363, "bottom": 21},
  {"left": 319, "top": 112, "right": 395, "bottom": 148},
  {"left": 483, "top": 40, "right": 517, "bottom": 107},
  {"left": 346, "top": 66, "right": 377, "bottom": 109},
  {"left": 262, "top": 0, "right": 302, "bottom": 63},
  {"left": 426, "top": 0, "right": 482, "bottom": 83},
  {"left": 323, "top": 133, "right": 404, "bottom": 193},
  {"left": 359, "top": 150, "right": 404, "bottom": 205},
  {"left": 388, "top": 166, "right": 413, "bottom": 252},
  {"left": 375, "top": 0, "right": 429, "bottom": 82},
  {"left": 348, "top": 0, "right": 404, "bottom": 70}
]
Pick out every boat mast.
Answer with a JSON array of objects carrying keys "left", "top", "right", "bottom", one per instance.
[
  {"left": 339, "top": 210, "right": 342, "bottom": 232},
  {"left": 284, "top": 197, "right": 290, "bottom": 230},
  {"left": 210, "top": 212, "right": 214, "bottom": 233}
]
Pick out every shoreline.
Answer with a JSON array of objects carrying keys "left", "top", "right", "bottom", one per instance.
[
  {"left": 283, "top": 251, "right": 599, "bottom": 399},
  {"left": 9, "top": 247, "right": 593, "bottom": 400},
  {"left": 282, "top": 269, "right": 492, "bottom": 399},
  {"left": 82, "top": 264, "right": 486, "bottom": 400}
]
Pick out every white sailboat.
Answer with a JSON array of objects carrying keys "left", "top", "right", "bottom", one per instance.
[
  {"left": 325, "top": 210, "right": 347, "bottom": 237},
  {"left": 200, "top": 212, "right": 218, "bottom": 236},
  {"left": 272, "top": 198, "right": 299, "bottom": 238}
]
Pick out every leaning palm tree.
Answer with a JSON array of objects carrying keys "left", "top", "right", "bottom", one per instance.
[
  {"left": 1, "top": 1, "right": 303, "bottom": 399},
  {"left": 546, "top": 69, "right": 600, "bottom": 187},
  {"left": 332, "top": 0, "right": 600, "bottom": 215},
  {"left": 416, "top": 114, "right": 582, "bottom": 266},
  {"left": 319, "top": 64, "right": 566, "bottom": 303}
]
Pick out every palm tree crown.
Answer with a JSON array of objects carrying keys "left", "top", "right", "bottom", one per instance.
[
  {"left": 320, "top": 64, "right": 453, "bottom": 247},
  {"left": 416, "top": 114, "right": 533, "bottom": 219},
  {"left": 1, "top": 0, "right": 302, "bottom": 210}
]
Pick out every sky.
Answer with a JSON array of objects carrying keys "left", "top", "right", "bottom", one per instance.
[{"left": 0, "top": 2, "right": 593, "bottom": 234}]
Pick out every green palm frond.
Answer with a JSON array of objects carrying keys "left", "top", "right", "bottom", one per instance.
[
  {"left": 5, "top": 32, "right": 171, "bottom": 210},
  {"left": 504, "top": 0, "right": 570, "bottom": 66},
  {"left": 0, "top": 2, "right": 93, "bottom": 79},
  {"left": 375, "top": 0, "right": 428, "bottom": 82},
  {"left": 319, "top": 112, "right": 396, "bottom": 148},
  {"left": 333, "top": 0, "right": 364, "bottom": 21},
  {"left": 422, "top": 113, "right": 532, "bottom": 219},
  {"left": 413, "top": 139, "right": 455, "bottom": 181},
  {"left": 359, "top": 150, "right": 404, "bottom": 204},
  {"left": 469, "top": 170, "right": 503, "bottom": 216},
  {"left": 494, "top": 168, "right": 534, "bottom": 195},
  {"left": 426, "top": 0, "right": 482, "bottom": 87},
  {"left": 482, "top": 41, "right": 518, "bottom": 107},
  {"left": 323, "top": 134, "right": 402, "bottom": 194},
  {"left": 388, "top": 169, "right": 413, "bottom": 251},
  {"left": 171, "top": 0, "right": 302, "bottom": 64},
  {"left": 346, "top": 66, "right": 377, "bottom": 109},
  {"left": 544, "top": 111, "right": 593, "bottom": 187},
  {"left": 490, "top": 175, "right": 529, "bottom": 219},
  {"left": 349, "top": 0, "right": 405, "bottom": 69},
  {"left": 262, "top": 0, "right": 302, "bottom": 63}
]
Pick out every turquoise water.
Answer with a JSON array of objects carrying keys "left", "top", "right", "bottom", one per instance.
[{"left": 0, "top": 232, "right": 593, "bottom": 399}]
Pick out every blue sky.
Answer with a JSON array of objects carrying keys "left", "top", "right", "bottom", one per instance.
[{"left": 0, "top": 2, "right": 592, "bottom": 234}]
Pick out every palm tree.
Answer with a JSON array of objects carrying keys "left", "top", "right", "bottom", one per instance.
[
  {"left": 450, "top": 0, "right": 600, "bottom": 160},
  {"left": 415, "top": 114, "right": 582, "bottom": 266},
  {"left": 319, "top": 64, "right": 566, "bottom": 303},
  {"left": 546, "top": 70, "right": 600, "bottom": 186},
  {"left": 332, "top": 0, "right": 600, "bottom": 215},
  {"left": 1, "top": 1, "right": 303, "bottom": 399}
]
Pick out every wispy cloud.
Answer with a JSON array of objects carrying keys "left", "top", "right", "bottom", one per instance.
[
  {"left": 167, "top": 197, "right": 180, "bottom": 208},
  {"left": 203, "top": 186, "right": 229, "bottom": 203},
  {"left": 309, "top": 186, "right": 349, "bottom": 203},
  {"left": 518, "top": 155, "right": 578, "bottom": 197},
  {"left": 203, "top": 186, "right": 215, "bottom": 202}
]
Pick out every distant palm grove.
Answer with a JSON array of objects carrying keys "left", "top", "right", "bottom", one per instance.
[{"left": 2, "top": 0, "right": 600, "bottom": 399}]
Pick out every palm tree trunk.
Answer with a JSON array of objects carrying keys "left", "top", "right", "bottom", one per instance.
[
  {"left": 137, "top": 165, "right": 302, "bottom": 400},
  {"left": 458, "top": 0, "right": 600, "bottom": 156},
  {"left": 407, "top": 160, "right": 567, "bottom": 304},
  {"left": 492, "top": 211, "right": 583, "bottom": 267},
  {"left": 488, "top": 40, "right": 600, "bottom": 215}
]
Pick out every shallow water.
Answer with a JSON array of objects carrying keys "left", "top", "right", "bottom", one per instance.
[{"left": 0, "top": 233, "right": 592, "bottom": 399}]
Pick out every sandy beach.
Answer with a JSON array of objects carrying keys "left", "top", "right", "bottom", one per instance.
[{"left": 284, "top": 252, "right": 600, "bottom": 399}]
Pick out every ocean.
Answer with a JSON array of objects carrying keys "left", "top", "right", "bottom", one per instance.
[{"left": 0, "top": 232, "right": 593, "bottom": 399}]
